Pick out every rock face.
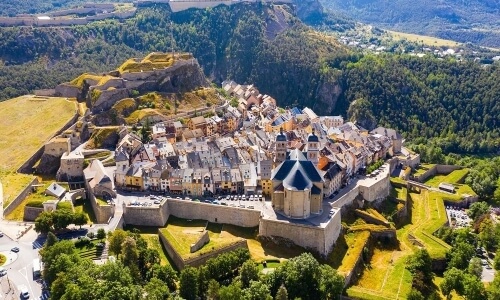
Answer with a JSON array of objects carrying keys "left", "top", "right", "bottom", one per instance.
[
  {"left": 314, "top": 79, "right": 342, "bottom": 115},
  {"left": 292, "top": 0, "right": 325, "bottom": 23}
]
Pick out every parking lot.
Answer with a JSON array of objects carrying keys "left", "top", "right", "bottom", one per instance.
[
  {"left": 446, "top": 206, "right": 472, "bottom": 228},
  {"left": 121, "top": 191, "right": 267, "bottom": 211}
]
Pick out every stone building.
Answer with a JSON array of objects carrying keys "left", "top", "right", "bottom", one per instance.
[
  {"left": 57, "top": 150, "right": 84, "bottom": 182},
  {"left": 271, "top": 149, "right": 324, "bottom": 219}
]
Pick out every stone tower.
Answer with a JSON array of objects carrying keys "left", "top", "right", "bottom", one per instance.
[
  {"left": 274, "top": 127, "right": 287, "bottom": 163},
  {"left": 307, "top": 128, "right": 319, "bottom": 164}
]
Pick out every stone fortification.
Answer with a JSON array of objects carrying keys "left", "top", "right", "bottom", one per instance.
[
  {"left": 167, "top": 199, "right": 261, "bottom": 227},
  {"left": 159, "top": 228, "right": 248, "bottom": 270},
  {"left": 55, "top": 54, "right": 208, "bottom": 114},
  {"left": 190, "top": 230, "right": 210, "bottom": 253},
  {"left": 358, "top": 174, "right": 390, "bottom": 202},
  {"left": 411, "top": 164, "right": 463, "bottom": 183},
  {"left": 123, "top": 200, "right": 170, "bottom": 226},
  {"left": 259, "top": 208, "right": 341, "bottom": 256},
  {"left": 24, "top": 206, "right": 44, "bottom": 221},
  {"left": 3, "top": 177, "right": 38, "bottom": 217}
]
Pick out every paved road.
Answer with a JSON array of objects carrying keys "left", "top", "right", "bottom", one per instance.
[{"left": 0, "top": 233, "right": 42, "bottom": 300}]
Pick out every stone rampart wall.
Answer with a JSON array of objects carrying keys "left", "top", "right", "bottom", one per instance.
[
  {"left": 190, "top": 230, "right": 209, "bottom": 253},
  {"left": 123, "top": 202, "right": 169, "bottom": 226},
  {"left": 92, "top": 88, "right": 129, "bottom": 112},
  {"left": 55, "top": 84, "right": 80, "bottom": 98},
  {"left": 158, "top": 229, "right": 185, "bottom": 270},
  {"left": 323, "top": 210, "right": 342, "bottom": 256},
  {"left": 85, "top": 180, "right": 113, "bottom": 224},
  {"left": 259, "top": 218, "right": 330, "bottom": 255},
  {"left": 24, "top": 206, "right": 44, "bottom": 221},
  {"left": 332, "top": 186, "right": 359, "bottom": 209},
  {"left": 359, "top": 175, "right": 390, "bottom": 202},
  {"left": 343, "top": 233, "right": 371, "bottom": 287},
  {"left": 185, "top": 240, "right": 248, "bottom": 268},
  {"left": 167, "top": 199, "right": 261, "bottom": 227},
  {"left": 3, "top": 177, "right": 38, "bottom": 217},
  {"left": 34, "top": 89, "right": 56, "bottom": 97},
  {"left": 413, "top": 164, "right": 463, "bottom": 183}
]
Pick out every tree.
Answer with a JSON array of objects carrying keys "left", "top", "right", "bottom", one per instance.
[
  {"left": 242, "top": 281, "right": 272, "bottom": 300},
  {"left": 319, "top": 265, "right": 344, "bottom": 300},
  {"left": 493, "top": 178, "right": 500, "bottom": 205},
  {"left": 468, "top": 257, "right": 483, "bottom": 278},
  {"left": 447, "top": 242, "right": 476, "bottom": 270},
  {"left": 240, "top": 260, "right": 259, "bottom": 288},
  {"left": 487, "top": 272, "right": 500, "bottom": 300},
  {"left": 121, "top": 236, "right": 140, "bottom": 280},
  {"left": 275, "top": 285, "right": 288, "bottom": 300},
  {"left": 180, "top": 267, "right": 199, "bottom": 300},
  {"left": 440, "top": 267, "right": 465, "bottom": 297},
  {"left": 406, "top": 249, "right": 434, "bottom": 284},
  {"left": 52, "top": 209, "right": 75, "bottom": 230},
  {"left": 207, "top": 279, "right": 220, "bottom": 300},
  {"left": 108, "top": 229, "right": 128, "bottom": 257},
  {"left": 73, "top": 212, "right": 88, "bottom": 228},
  {"left": 35, "top": 211, "right": 54, "bottom": 234},
  {"left": 463, "top": 273, "right": 487, "bottom": 300},
  {"left": 97, "top": 228, "right": 106, "bottom": 240},
  {"left": 219, "top": 282, "right": 243, "bottom": 300},
  {"left": 45, "top": 232, "right": 58, "bottom": 247},
  {"left": 138, "top": 248, "right": 160, "bottom": 280},
  {"left": 479, "top": 218, "right": 499, "bottom": 251},
  {"left": 148, "top": 264, "right": 177, "bottom": 292},
  {"left": 407, "top": 289, "right": 425, "bottom": 300},
  {"left": 468, "top": 202, "right": 490, "bottom": 222},
  {"left": 143, "top": 277, "right": 170, "bottom": 300}
]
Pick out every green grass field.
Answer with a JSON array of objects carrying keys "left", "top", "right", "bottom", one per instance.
[
  {"left": 387, "top": 30, "right": 460, "bottom": 47},
  {"left": 0, "top": 95, "right": 76, "bottom": 206},
  {"left": 425, "top": 169, "right": 469, "bottom": 187},
  {"left": 408, "top": 190, "right": 450, "bottom": 258},
  {"left": 141, "top": 234, "right": 172, "bottom": 267}
]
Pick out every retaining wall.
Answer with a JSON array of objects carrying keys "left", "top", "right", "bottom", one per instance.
[
  {"left": 259, "top": 209, "right": 341, "bottom": 256},
  {"left": 3, "top": 177, "right": 38, "bottom": 217},
  {"left": 168, "top": 199, "right": 261, "bottom": 227},
  {"left": 343, "top": 233, "right": 371, "bottom": 287},
  {"left": 185, "top": 240, "right": 248, "bottom": 268},
  {"left": 158, "top": 227, "right": 248, "bottom": 271},
  {"left": 332, "top": 186, "right": 360, "bottom": 209},
  {"left": 191, "top": 230, "right": 210, "bottom": 253},
  {"left": 24, "top": 206, "right": 44, "bottom": 221},
  {"left": 159, "top": 229, "right": 185, "bottom": 270},
  {"left": 412, "top": 164, "right": 463, "bottom": 183},
  {"left": 123, "top": 201, "right": 169, "bottom": 226},
  {"left": 85, "top": 180, "right": 113, "bottom": 224}
]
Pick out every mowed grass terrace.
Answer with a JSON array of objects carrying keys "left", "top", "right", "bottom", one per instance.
[
  {"left": 0, "top": 95, "right": 76, "bottom": 205},
  {"left": 157, "top": 216, "right": 304, "bottom": 263}
]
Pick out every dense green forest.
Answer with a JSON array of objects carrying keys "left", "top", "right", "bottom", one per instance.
[{"left": 0, "top": 3, "right": 498, "bottom": 165}]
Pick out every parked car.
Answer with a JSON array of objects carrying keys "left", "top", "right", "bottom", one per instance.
[
  {"left": 0, "top": 231, "right": 4, "bottom": 237},
  {"left": 0, "top": 267, "right": 6, "bottom": 276},
  {"left": 11, "top": 247, "right": 20, "bottom": 253},
  {"left": 20, "top": 286, "right": 30, "bottom": 299}
]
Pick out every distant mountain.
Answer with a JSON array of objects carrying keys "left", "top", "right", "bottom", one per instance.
[{"left": 319, "top": 0, "right": 500, "bottom": 47}]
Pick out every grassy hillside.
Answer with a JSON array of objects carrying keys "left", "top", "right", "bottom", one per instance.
[{"left": 0, "top": 95, "right": 76, "bottom": 206}]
